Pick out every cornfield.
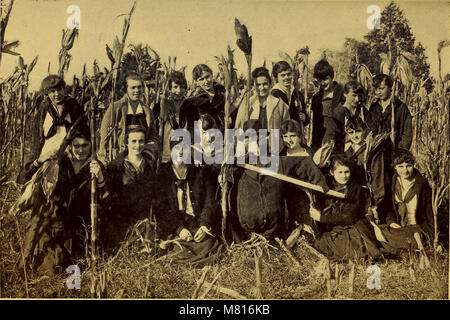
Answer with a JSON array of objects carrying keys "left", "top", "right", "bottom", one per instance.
[{"left": 0, "top": 1, "right": 448, "bottom": 300}]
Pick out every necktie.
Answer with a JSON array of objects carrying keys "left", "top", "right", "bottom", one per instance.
[{"left": 44, "top": 103, "right": 71, "bottom": 139}]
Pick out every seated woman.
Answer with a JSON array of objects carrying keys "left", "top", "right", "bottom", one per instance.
[
  {"left": 157, "top": 117, "right": 222, "bottom": 265},
  {"left": 18, "top": 125, "right": 105, "bottom": 275},
  {"left": 231, "top": 120, "right": 286, "bottom": 241},
  {"left": 378, "top": 149, "right": 435, "bottom": 254},
  {"left": 310, "top": 155, "right": 381, "bottom": 261},
  {"left": 103, "top": 125, "right": 158, "bottom": 252},
  {"left": 279, "top": 120, "right": 328, "bottom": 235}
]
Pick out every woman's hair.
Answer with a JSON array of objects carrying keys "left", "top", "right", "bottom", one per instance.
[
  {"left": 69, "top": 123, "right": 91, "bottom": 143},
  {"left": 344, "top": 80, "right": 360, "bottom": 94},
  {"left": 330, "top": 154, "right": 354, "bottom": 173},
  {"left": 252, "top": 67, "right": 271, "bottom": 84},
  {"left": 281, "top": 119, "right": 303, "bottom": 138},
  {"left": 373, "top": 74, "right": 393, "bottom": 89},
  {"left": 192, "top": 64, "right": 213, "bottom": 81},
  {"left": 40, "top": 74, "right": 66, "bottom": 94},
  {"left": 313, "top": 59, "right": 334, "bottom": 80},
  {"left": 168, "top": 71, "right": 188, "bottom": 90},
  {"left": 392, "top": 148, "right": 415, "bottom": 166},
  {"left": 345, "top": 116, "right": 368, "bottom": 133},
  {"left": 124, "top": 72, "right": 144, "bottom": 87},
  {"left": 124, "top": 125, "right": 147, "bottom": 145},
  {"left": 272, "top": 61, "right": 292, "bottom": 80},
  {"left": 200, "top": 113, "right": 218, "bottom": 131}
]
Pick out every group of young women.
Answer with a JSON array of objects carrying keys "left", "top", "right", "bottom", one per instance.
[{"left": 17, "top": 58, "right": 443, "bottom": 276}]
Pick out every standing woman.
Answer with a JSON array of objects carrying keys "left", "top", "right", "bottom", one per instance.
[
  {"left": 103, "top": 125, "right": 158, "bottom": 251},
  {"left": 179, "top": 64, "right": 226, "bottom": 137},
  {"left": 235, "top": 66, "right": 290, "bottom": 131},
  {"left": 271, "top": 61, "right": 309, "bottom": 128},
  {"left": 18, "top": 75, "right": 85, "bottom": 184}
]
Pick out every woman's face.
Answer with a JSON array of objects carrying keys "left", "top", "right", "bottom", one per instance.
[
  {"left": 71, "top": 137, "right": 91, "bottom": 161},
  {"left": 196, "top": 71, "right": 213, "bottom": 92},
  {"left": 395, "top": 162, "right": 414, "bottom": 180},
  {"left": 331, "top": 164, "right": 351, "bottom": 185},
  {"left": 170, "top": 82, "right": 186, "bottom": 100},
  {"left": 276, "top": 69, "right": 292, "bottom": 88},
  {"left": 282, "top": 131, "right": 301, "bottom": 150},
  {"left": 347, "top": 128, "right": 365, "bottom": 145},
  {"left": 255, "top": 76, "right": 271, "bottom": 98},
  {"left": 318, "top": 76, "right": 333, "bottom": 90},
  {"left": 344, "top": 89, "right": 359, "bottom": 108},
  {"left": 47, "top": 86, "right": 65, "bottom": 106},
  {"left": 127, "top": 131, "right": 145, "bottom": 156},
  {"left": 375, "top": 81, "right": 391, "bottom": 101}
]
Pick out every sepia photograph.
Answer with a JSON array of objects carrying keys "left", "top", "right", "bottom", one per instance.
[{"left": 0, "top": 0, "right": 448, "bottom": 303}]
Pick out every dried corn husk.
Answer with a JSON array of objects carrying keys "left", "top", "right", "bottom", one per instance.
[{"left": 234, "top": 18, "right": 252, "bottom": 56}]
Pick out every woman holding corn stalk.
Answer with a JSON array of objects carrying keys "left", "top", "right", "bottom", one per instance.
[
  {"left": 15, "top": 125, "right": 105, "bottom": 275},
  {"left": 102, "top": 125, "right": 158, "bottom": 252}
]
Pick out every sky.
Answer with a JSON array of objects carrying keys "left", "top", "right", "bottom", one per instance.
[{"left": 1, "top": 0, "right": 449, "bottom": 91}]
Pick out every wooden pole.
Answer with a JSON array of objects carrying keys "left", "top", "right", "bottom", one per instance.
[
  {"left": 237, "top": 163, "right": 345, "bottom": 199},
  {"left": 89, "top": 97, "right": 98, "bottom": 264}
]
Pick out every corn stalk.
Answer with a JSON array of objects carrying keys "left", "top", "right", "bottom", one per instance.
[
  {"left": 58, "top": 28, "right": 78, "bottom": 78},
  {"left": 234, "top": 18, "right": 252, "bottom": 122},
  {"left": 0, "top": 0, "right": 18, "bottom": 67},
  {"left": 413, "top": 71, "right": 449, "bottom": 257},
  {"left": 106, "top": 1, "right": 136, "bottom": 162},
  {"left": 216, "top": 45, "right": 238, "bottom": 247}
]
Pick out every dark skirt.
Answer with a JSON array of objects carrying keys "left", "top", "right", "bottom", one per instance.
[{"left": 314, "top": 219, "right": 382, "bottom": 261}]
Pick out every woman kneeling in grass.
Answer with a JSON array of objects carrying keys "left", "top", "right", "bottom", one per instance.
[
  {"left": 310, "top": 155, "right": 382, "bottom": 261},
  {"left": 378, "top": 149, "right": 435, "bottom": 254},
  {"left": 279, "top": 119, "right": 328, "bottom": 237},
  {"left": 103, "top": 125, "right": 158, "bottom": 252}
]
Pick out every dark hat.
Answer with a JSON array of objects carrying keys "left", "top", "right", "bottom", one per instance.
[{"left": 41, "top": 75, "right": 66, "bottom": 93}]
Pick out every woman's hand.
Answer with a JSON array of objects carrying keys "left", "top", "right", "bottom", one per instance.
[
  {"left": 194, "top": 226, "right": 211, "bottom": 242},
  {"left": 179, "top": 228, "right": 193, "bottom": 242},
  {"left": 389, "top": 223, "right": 401, "bottom": 229},
  {"left": 90, "top": 160, "right": 104, "bottom": 182},
  {"left": 309, "top": 206, "right": 321, "bottom": 222}
]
